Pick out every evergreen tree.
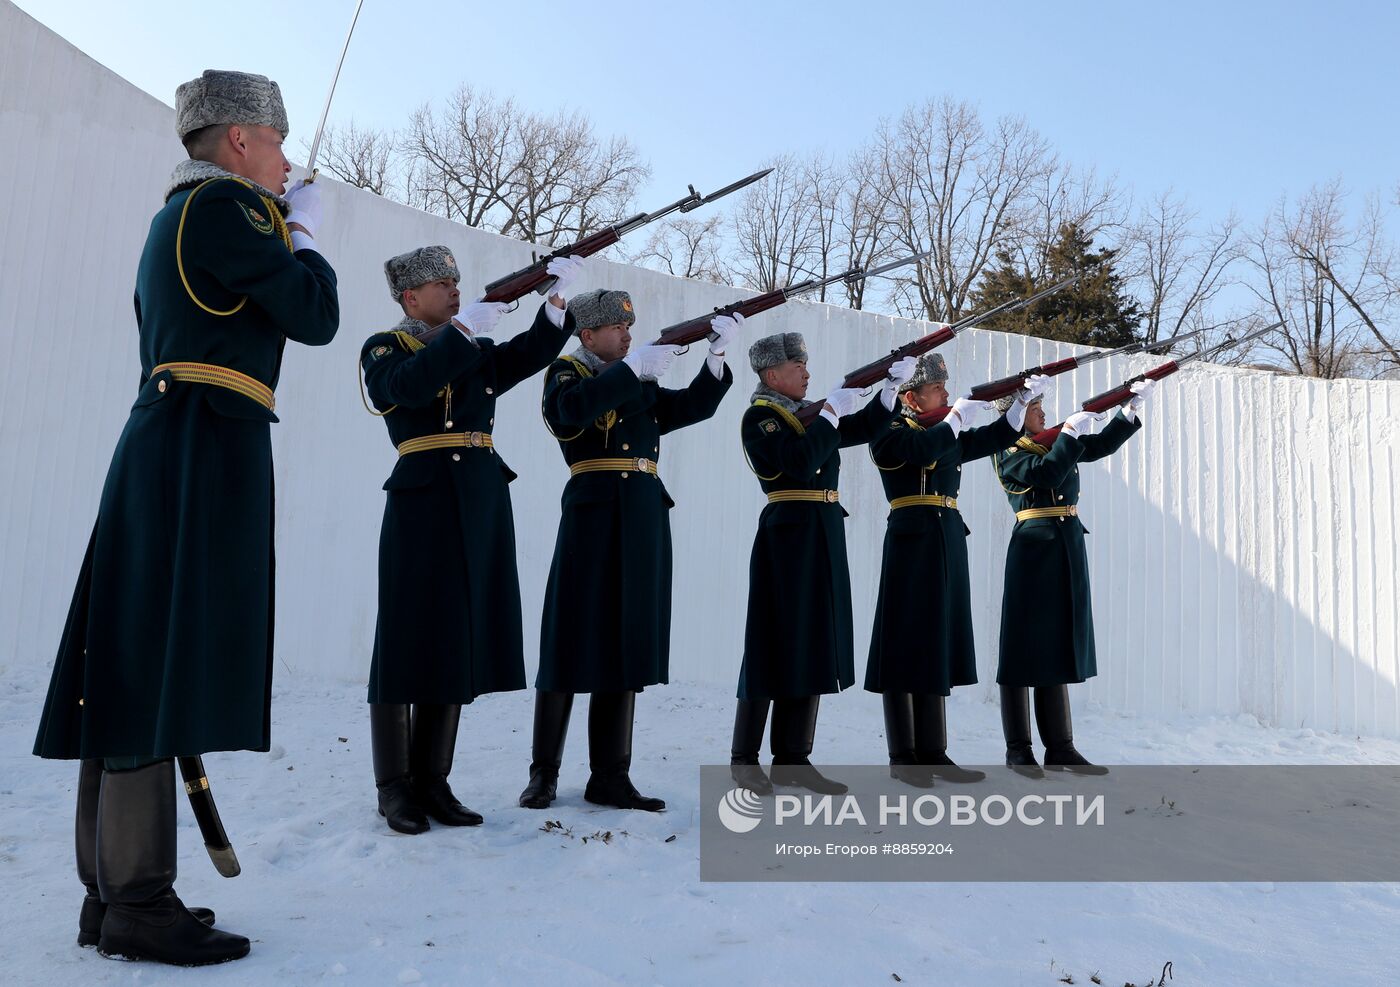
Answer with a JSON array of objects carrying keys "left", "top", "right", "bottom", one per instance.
[{"left": 968, "top": 223, "right": 1143, "bottom": 348}]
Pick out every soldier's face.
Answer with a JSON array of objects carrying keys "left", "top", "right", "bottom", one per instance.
[
  {"left": 1025, "top": 402, "right": 1046, "bottom": 433},
  {"left": 902, "top": 381, "right": 948, "bottom": 413},
  {"left": 404, "top": 278, "right": 460, "bottom": 328},
  {"left": 233, "top": 124, "right": 292, "bottom": 194},
  {"left": 765, "top": 359, "right": 809, "bottom": 400},
  {"left": 582, "top": 323, "right": 632, "bottom": 362}
]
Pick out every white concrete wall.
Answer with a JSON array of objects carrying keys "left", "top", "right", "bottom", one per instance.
[{"left": 4, "top": 0, "right": 1399, "bottom": 737}]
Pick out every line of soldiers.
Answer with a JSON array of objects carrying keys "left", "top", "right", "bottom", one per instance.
[{"left": 31, "top": 69, "right": 1156, "bottom": 966}]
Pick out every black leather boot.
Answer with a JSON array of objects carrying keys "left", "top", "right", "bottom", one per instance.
[
  {"left": 410, "top": 704, "right": 482, "bottom": 826},
  {"left": 882, "top": 693, "right": 934, "bottom": 788},
  {"left": 584, "top": 691, "right": 665, "bottom": 811},
  {"left": 370, "top": 704, "right": 429, "bottom": 834},
  {"left": 77, "top": 760, "right": 214, "bottom": 947},
  {"left": 1035, "top": 685, "right": 1108, "bottom": 775},
  {"left": 913, "top": 693, "right": 985, "bottom": 783},
  {"left": 95, "top": 760, "right": 249, "bottom": 966},
  {"left": 729, "top": 698, "right": 773, "bottom": 795},
  {"left": 770, "top": 697, "right": 847, "bottom": 795},
  {"left": 1000, "top": 685, "right": 1044, "bottom": 779},
  {"left": 520, "top": 690, "right": 574, "bottom": 809}
]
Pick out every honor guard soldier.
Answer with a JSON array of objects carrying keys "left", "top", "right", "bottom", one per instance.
[
  {"left": 361, "top": 247, "right": 586, "bottom": 833},
  {"left": 992, "top": 380, "right": 1156, "bottom": 775},
  {"left": 33, "top": 70, "right": 339, "bottom": 965},
  {"left": 521, "top": 291, "right": 736, "bottom": 812},
  {"left": 865, "top": 354, "right": 1051, "bottom": 785},
  {"left": 729, "top": 334, "right": 915, "bottom": 795}
]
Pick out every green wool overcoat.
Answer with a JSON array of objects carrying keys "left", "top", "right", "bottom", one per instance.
[
  {"left": 737, "top": 394, "right": 894, "bottom": 700},
  {"left": 992, "top": 413, "right": 1141, "bottom": 687},
  {"left": 34, "top": 174, "right": 339, "bottom": 759},
  {"left": 361, "top": 304, "right": 573, "bottom": 704},
  {"left": 864, "top": 411, "right": 1019, "bottom": 695},
  {"left": 536, "top": 355, "right": 732, "bottom": 693}
]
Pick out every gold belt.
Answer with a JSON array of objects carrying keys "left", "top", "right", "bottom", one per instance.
[
  {"left": 889, "top": 494, "right": 957, "bottom": 511},
  {"left": 151, "top": 361, "right": 275, "bottom": 410},
  {"left": 570, "top": 457, "right": 657, "bottom": 477},
  {"left": 767, "top": 490, "right": 839, "bottom": 504},
  {"left": 1016, "top": 505, "right": 1078, "bottom": 522},
  {"left": 397, "top": 432, "right": 494, "bottom": 456}
]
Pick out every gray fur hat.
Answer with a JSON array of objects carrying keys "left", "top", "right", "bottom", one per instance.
[
  {"left": 749, "top": 332, "right": 808, "bottom": 374},
  {"left": 175, "top": 70, "right": 289, "bottom": 140},
  {"left": 994, "top": 391, "right": 1042, "bottom": 414},
  {"left": 384, "top": 245, "right": 459, "bottom": 301},
  {"left": 900, "top": 352, "right": 949, "bottom": 393},
  {"left": 570, "top": 288, "right": 635, "bottom": 333}
]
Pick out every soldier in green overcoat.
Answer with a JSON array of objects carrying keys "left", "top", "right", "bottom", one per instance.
[
  {"left": 727, "top": 334, "right": 914, "bottom": 795},
  {"left": 992, "top": 380, "right": 1155, "bottom": 775},
  {"left": 520, "top": 290, "right": 735, "bottom": 812},
  {"left": 360, "top": 247, "right": 585, "bottom": 834},
  {"left": 32, "top": 71, "right": 339, "bottom": 965},
  {"left": 864, "top": 354, "right": 1050, "bottom": 785}
]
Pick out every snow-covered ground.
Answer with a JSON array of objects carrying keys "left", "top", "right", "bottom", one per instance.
[{"left": 3, "top": 663, "right": 1398, "bottom": 986}]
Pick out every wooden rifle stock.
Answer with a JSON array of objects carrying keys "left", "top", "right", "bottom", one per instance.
[
  {"left": 1029, "top": 359, "right": 1182, "bottom": 445},
  {"left": 967, "top": 356, "right": 1081, "bottom": 402},
  {"left": 651, "top": 288, "right": 790, "bottom": 347},
  {"left": 479, "top": 227, "right": 624, "bottom": 304},
  {"left": 795, "top": 325, "right": 958, "bottom": 427}
]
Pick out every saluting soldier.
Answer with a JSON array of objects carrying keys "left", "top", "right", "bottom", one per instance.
[
  {"left": 361, "top": 247, "right": 585, "bottom": 833},
  {"left": 32, "top": 71, "right": 338, "bottom": 965},
  {"left": 865, "top": 354, "right": 1050, "bottom": 786},
  {"left": 991, "top": 379, "right": 1155, "bottom": 775},
  {"left": 729, "top": 334, "right": 915, "bottom": 795},
  {"left": 520, "top": 291, "right": 737, "bottom": 812}
]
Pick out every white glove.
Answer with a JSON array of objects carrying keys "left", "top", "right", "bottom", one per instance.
[
  {"left": 945, "top": 396, "right": 993, "bottom": 437},
  {"left": 1123, "top": 378, "right": 1155, "bottom": 422},
  {"left": 452, "top": 300, "right": 510, "bottom": 336},
  {"left": 881, "top": 356, "right": 919, "bottom": 410},
  {"left": 283, "top": 180, "right": 322, "bottom": 237},
  {"left": 709, "top": 311, "right": 744, "bottom": 356},
  {"left": 1063, "top": 410, "right": 1108, "bottom": 435},
  {"left": 1017, "top": 373, "right": 1051, "bottom": 403},
  {"left": 622, "top": 344, "right": 677, "bottom": 380},
  {"left": 545, "top": 254, "right": 585, "bottom": 303},
  {"left": 821, "top": 386, "right": 863, "bottom": 424}
]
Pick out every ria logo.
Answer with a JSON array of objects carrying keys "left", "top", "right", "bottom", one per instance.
[{"left": 717, "top": 787, "right": 765, "bottom": 834}]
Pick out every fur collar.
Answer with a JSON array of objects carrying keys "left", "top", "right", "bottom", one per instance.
[
  {"left": 750, "top": 382, "right": 811, "bottom": 414},
  {"left": 164, "top": 159, "right": 289, "bottom": 213}
]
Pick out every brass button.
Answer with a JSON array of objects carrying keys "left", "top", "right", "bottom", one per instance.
[
  {"left": 622, "top": 443, "right": 631, "bottom": 451},
  {"left": 816, "top": 469, "right": 822, "bottom": 475},
  {"left": 490, "top": 418, "right": 495, "bottom": 427},
  {"left": 485, "top": 386, "right": 494, "bottom": 395},
  {"left": 452, "top": 453, "right": 461, "bottom": 462},
  {"left": 621, "top": 472, "right": 629, "bottom": 479},
  {"left": 652, "top": 446, "right": 658, "bottom": 453},
  {"left": 446, "top": 420, "right": 454, "bottom": 428},
  {"left": 157, "top": 380, "right": 167, "bottom": 393},
  {"left": 956, "top": 465, "right": 961, "bottom": 471},
  {"left": 1058, "top": 494, "right": 1065, "bottom": 501},
  {"left": 78, "top": 698, "right": 85, "bottom": 706}
]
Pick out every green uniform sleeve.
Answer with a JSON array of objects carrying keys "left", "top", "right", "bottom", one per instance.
[
  {"left": 958, "top": 414, "right": 1021, "bottom": 463},
  {"left": 655, "top": 361, "right": 733, "bottom": 436},
  {"left": 543, "top": 360, "right": 644, "bottom": 431},
  {"left": 489, "top": 303, "right": 575, "bottom": 396},
  {"left": 361, "top": 329, "right": 481, "bottom": 410},
  {"left": 1077, "top": 411, "right": 1142, "bottom": 462},
  {"left": 869, "top": 416, "right": 959, "bottom": 468},
  {"left": 837, "top": 393, "right": 897, "bottom": 448},
  {"left": 997, "top": 432, "right": 1084, "bottom": 489},
  {"left": 182, "top": 180, "right": 339, "bottom": 345},
  {"left": 742, "top": 408, "right": 839, "bottom": 481}
]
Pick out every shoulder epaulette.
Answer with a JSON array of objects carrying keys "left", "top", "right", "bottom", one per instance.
[{"left": 751, "top": 398, "right": 805, "bottom": 435}]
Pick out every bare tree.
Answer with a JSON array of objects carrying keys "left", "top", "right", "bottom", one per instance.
[
  {"left": 877, "top": 98, "right": 1055, "bottom": 322},
  {"left": 729, "top": 154, "right": 824, "bottom": 292},
  {"left": 314, "top": 122, "right": 396, "bottom": 195},
  {"left": 399, "top": 85, "right": 648, "bottom": 245},
  {"left": 1012, "top": 163, "right": 1126, "bottom": 282},
  {"left": 628, "top": 215, "right": 728, "bottom": 283},
  {"left": 837, "top": 144, "right": 895, "bottom": 310},
  {"left": 1126, "top": 190, "right": 1241, "bottom": 345}
]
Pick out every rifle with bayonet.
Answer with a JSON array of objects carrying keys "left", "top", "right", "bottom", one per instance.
[
  {"left": 479, "top": 169, "right": 772, "bottom": 304},
  {"left": 965, "top": 326, "right": 1212, "bottom": 404},
  {"left": 913, "top": 325, "right": 1211, "bottom": 427},
  {"left": 1028, "top": 322, "right": 1281, "bottom": 446},
  {"left": 794, "top": 275, "right": 1081, "bottom": 427},
  {"left": 650, "top": 251, "right": 932, "bottom": 348}
]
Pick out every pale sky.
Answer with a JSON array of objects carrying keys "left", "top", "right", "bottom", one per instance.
[{"left": 16, "top": 0, "right": 1398, "bottom": 232}]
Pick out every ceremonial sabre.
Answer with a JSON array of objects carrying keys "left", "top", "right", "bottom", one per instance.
[
  {"left": 304, "top": 0, "right": 367, "bottom": 182},
  {"left": 177, "top": 756, "right": 242, "bottom": 877}
]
